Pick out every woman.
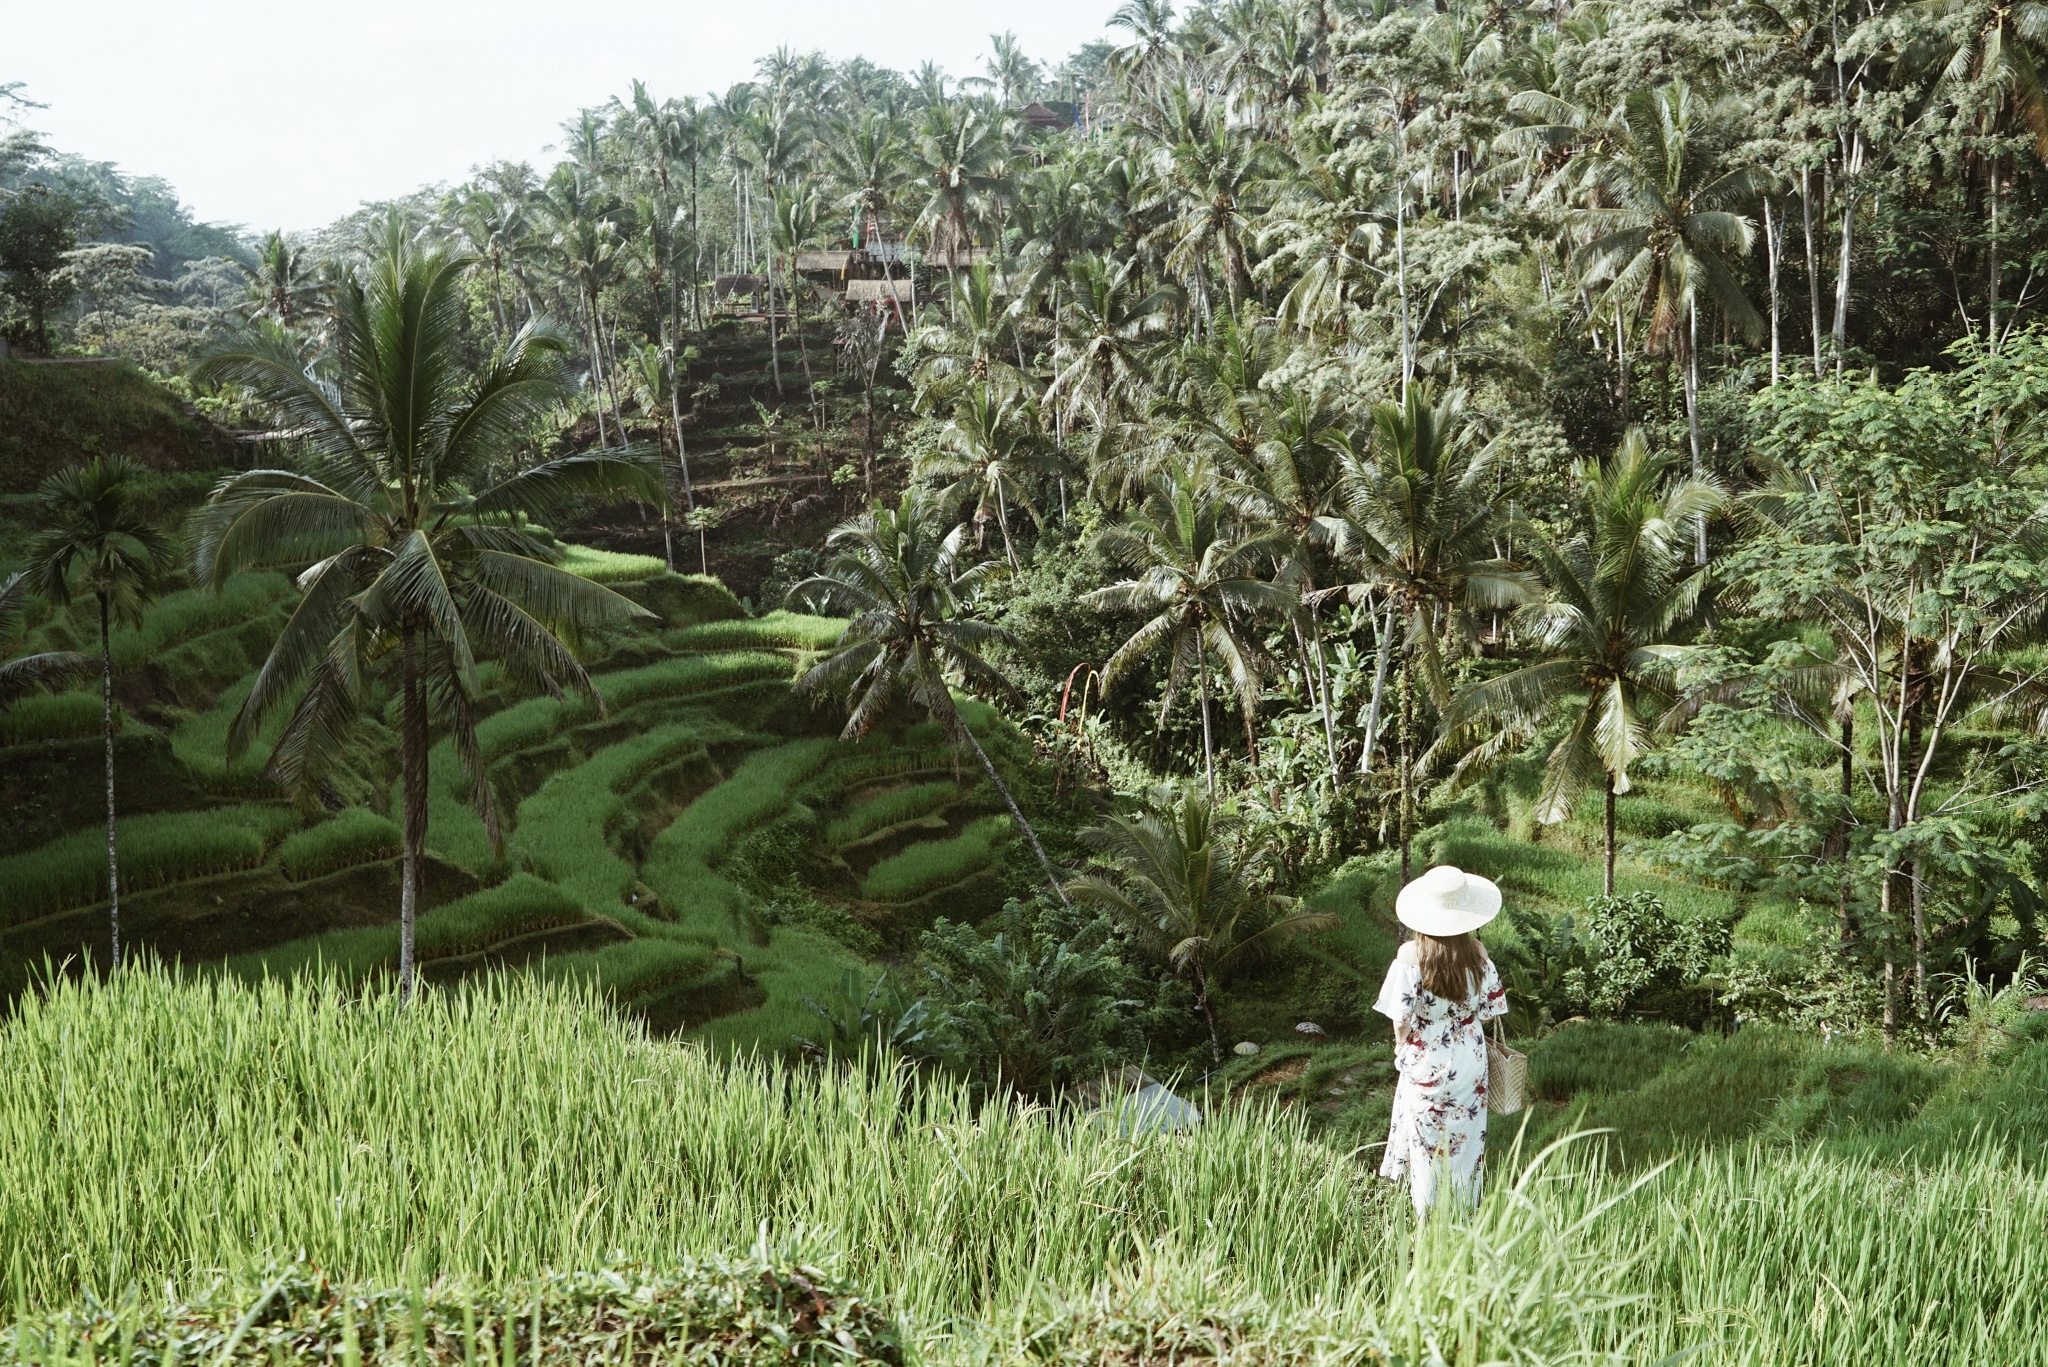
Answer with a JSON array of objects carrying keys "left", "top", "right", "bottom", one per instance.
[{"left": 1374, "top": 864, "right": 1508, "bottom": 1215}]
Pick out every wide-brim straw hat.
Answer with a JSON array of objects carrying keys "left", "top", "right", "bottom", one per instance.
[{"left": 1394, "top": 865, "right": 1502, "bottom": 937}]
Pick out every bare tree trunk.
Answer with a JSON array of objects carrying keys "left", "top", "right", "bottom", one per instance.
[
  {"left": 1832, "top": 153, "right": 1858, "bottom": 378},
  {"left": 1764, "top": 197, "right": 1782, "bottom": 386},
  {"left": 99, "top": 593, "right": 121, "bottom": 971},
  {"left": 1603, "top": 771, "right": 1616, "bottom": 896},
  {"left": 1837, "top": 707, "right": 1854, "bottom": 947},
  {"left": 1910, "top": 853, "right": 1928, "bottom": 1020},
  {"left": 398, "top": 628, "right": 428, "bottom": 1004},
  {"left": 1803, "top": 166, "right": 1825, "bottom": 379}
]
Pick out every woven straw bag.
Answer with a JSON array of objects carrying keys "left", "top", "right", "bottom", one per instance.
[{"left": 1487, "top": 1021, "right": 1527, "bottom": 1115}]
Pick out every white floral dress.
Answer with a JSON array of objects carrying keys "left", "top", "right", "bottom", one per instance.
[{"left": 1373, "top": 945, "right": 1508, "bottom": 1213}]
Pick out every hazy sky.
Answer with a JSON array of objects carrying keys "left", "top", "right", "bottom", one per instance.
[{"left": 11, "top": 0, "right": 1120, "bottom": 235}]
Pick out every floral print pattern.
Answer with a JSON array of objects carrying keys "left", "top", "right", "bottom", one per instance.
[{"left": 1373, "top": 947, "right": 1508, "bottom": 1213}]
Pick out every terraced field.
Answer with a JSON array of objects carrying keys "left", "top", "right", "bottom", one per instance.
[{"left": 0, "top": 555, "right": 1039, "bottom": 1053}]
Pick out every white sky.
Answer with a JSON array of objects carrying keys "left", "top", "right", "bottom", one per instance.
[{"left": 9, "top": 0, "right": 1119, "bottom": 236}]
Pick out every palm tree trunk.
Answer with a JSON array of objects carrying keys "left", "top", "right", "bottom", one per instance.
[
  {"left": 1360, "top": 601, "right": 1394, "bottom": 775},
  {"left": 1398, "top": 653, "right": 1414, "bottom": 884},
  {"left": 1603, "top": 771, "right": 1616, "bottom": 897},
  {"left": 937, "top": 686, "right": 1071, "bottom": 907},
  {"left": 1686, "top": 301, "right": 1706, "bottom": 566},
  {"left": 98, "top": 593, "right": 121, "bottom": 971},
  {"left": 1193, "top": 963, "right": 1222, "bottom": 1063},
  {"left": 767, "top": 271, "right": 785, "bottom": 396},
  {"left": 1837, "top": 707, "right": 1854, "bottom": 946},
  {"left": 398, "top": 628, "right": 428, "bottom": 1004},
  {"left": 1197, "top": 646, "right": 1217, "bottom": 799}
]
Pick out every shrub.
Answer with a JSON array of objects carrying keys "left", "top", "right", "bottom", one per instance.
[
  {"left": 511, "top": 724, "right": 704, "bottom": 910},
  {"left": 276, "top": 808, "right": 402, "bottom": 882},
  {"left": 0, "top": 690, "right": 101, "bottom": 746},
  {"left": 826, "top": 782, "right": 959, "bottom": 847},
  {"left": 0, "top": 805, "right": 297, "bottom": 926},
  {"left": 917, "top": 898, "right": 1149, "bottom": 1094},
  {"left": 558, "top": 543, "right": 668, "bottom": 583},
  {"left": 860, "top": 816, "right": 1012, "bottom": 903},
  {"left": 667, "top": 611, "right": 847, "bottom": 653}
]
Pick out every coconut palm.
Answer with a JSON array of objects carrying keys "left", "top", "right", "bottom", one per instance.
[
  {"left": 1066, "top": 782, "right": 1333, "bottom": 1060},
  {"left": 1332, "top": 382, "right": 1528, "bottom": 879},
  {"left": 191, "top": 233, "right": 662, "bottom": 1002},
  {"left": 1088, "top": 460, "right": 1294, "bottom": 793},
  {"left": 238, "top": 230, "right": 325, "bottom": 329},
  {"left": 907, "top": 262, "right": 1030, "bottom": 406},
  {"left": 21, "top": 454, "right": 174, "bottom": 971},
  {"left": 915, "top": 383, "right": 1061, "bottom": 571},
  {"left": 1572, "top": 81, "right": 1764, "bottom": 561},
  {"left": 1046, "top": 255, "right": 1168, "bottom": 432},
  {"left": 1442, "top": 431, "right": 1724, "bottom": 894},
  {"left": 909, "top": 101, "right": 1005, "bottom": 260},
  {"left": 792, "top": 491, "right": 1067, "bottom": 898}
]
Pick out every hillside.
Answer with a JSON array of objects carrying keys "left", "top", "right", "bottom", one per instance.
[{"left": 0, "top": 359, "right": 235, "bottom": 494}]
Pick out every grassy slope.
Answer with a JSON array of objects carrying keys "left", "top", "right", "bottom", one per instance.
[
  {"left": 1, "top": 967, "right": 2042, "bottom": 1367},
  {"left": 0, "top": 359, "right": 229, "bottom": 495}
]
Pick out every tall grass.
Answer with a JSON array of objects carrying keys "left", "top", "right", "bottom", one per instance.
[
  {"left": 642, "top": 739, "right": 835, "bottom": 936},
  {"left": 530, "top": 937, "right": 716, "bottom": 1001},
  {"left": 4, "top": 969, "right": 2046, "bottom": 1366},
  {"left": 825, "top": 782, "right": 959, "bottom": 847},
  {"left": 169, "top": 672, "right": 301, "bottom": 790},
  {"left": 510, "top": 724, "right": 704, "bottom": 910},
  {"left": 275, "top": 807, "right": 402, "bottom": 882},
  {"left": 101, "top": 573, "right": 294, "bottom": 669},
  {"left": 858, "top": 815, "right": 1011, "bottom": 902},
  {"left": 225, "top": 874, "right": 587, "bottom": 984},
  {"left": 666, "top": 611, "right": 847, "bottom": 653},
  {"left": 0, "top": 805, "right": 297, "bottom": 926},
  {"left": 558, "top": 543, "right": 668, "bottom": 582},
  {"left": 0, "top": 689, "right": 101, "bottom": 745}
]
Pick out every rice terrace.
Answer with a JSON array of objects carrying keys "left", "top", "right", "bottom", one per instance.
[{"left": 2, "top": 1, "right": 2047, "bottom": 1362}]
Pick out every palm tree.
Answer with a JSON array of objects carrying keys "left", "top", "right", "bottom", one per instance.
[
  {"left": 1046, "top": 256, "right": 1167, "bottom": 432},
  {"left": 1333, "top": 382, "right": 1527, "bottom": 880},
  {"left": 1088, "top": 461, "right": 1293, "bottom": 794},
  {"left": 907, "top": 262, "right": 1029, "bottom": 406},
  {"left": 915, "top": 383, "right": 1059, "bottom": 571},
  {"left": 1442, "top": 431, "right": 1724, "bottom": 894},
  {"left": 1572, "top": 81, "right": 1764, "bottom": 562},
  {"left": 1150, "top": 87, "right": 1273, "bottom": 308},
  {"left": 238, "top": 230, "right": 324, "bottom": 329},
  {"left": 192, "top": 233, "right": 661, "bottom": 1002},
  {"left": 792, "top": 491, "right": 1067, "bottom": 899},
  {"left": 909, "top": 101, "right": 1004, "bottom": 262},
  {"left": 0, "top": 572, "right": 86, "bottom": 705},
  {"left": 1067, "top": 782, "right": 1332, "bottom": 1060},
  {"left": 22, "top": 455, "right": 174, "bottom": 971}
]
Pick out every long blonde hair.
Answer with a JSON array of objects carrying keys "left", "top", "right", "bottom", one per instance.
[{"left": 1414, "top": 931, "right": 1488, "bottom": 1001}]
